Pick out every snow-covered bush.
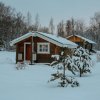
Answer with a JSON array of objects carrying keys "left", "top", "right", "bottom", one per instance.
[
  {"left": 49, "top": 52, "right": 79, "bottom": 87},
  {"left": 16, "top": 61, "right": 28, "bottom": 70}
]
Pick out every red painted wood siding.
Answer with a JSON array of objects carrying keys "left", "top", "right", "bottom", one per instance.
[{"left": 16, "top": 36, "right": 64, "bottom": 63}]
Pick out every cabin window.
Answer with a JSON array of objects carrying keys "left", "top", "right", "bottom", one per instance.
[{"left": 37, "top": 43, "right": 50, "bottom": 54}]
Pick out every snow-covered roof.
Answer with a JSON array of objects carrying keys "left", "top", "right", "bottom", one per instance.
[
  {"left": 67, "top": 35, "right": 96, "bottom": 44},
  {"left": 10, "top": 32, "right": 77, "bottom": 48}
]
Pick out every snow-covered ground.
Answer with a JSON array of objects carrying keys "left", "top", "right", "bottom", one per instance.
[{"left": 0, "top": 51, "right": 100, "bottom": 100}]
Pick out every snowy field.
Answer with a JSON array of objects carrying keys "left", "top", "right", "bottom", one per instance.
[{"left": 0, "top": 51, "right": 100, "bottom": 100}]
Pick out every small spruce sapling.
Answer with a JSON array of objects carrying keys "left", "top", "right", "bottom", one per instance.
[
  {"left": 73, "top": 47, "right": 92, "bottom": 77},
  {"left": 48, "top": 51, "right": 79, "bottom": 87}
]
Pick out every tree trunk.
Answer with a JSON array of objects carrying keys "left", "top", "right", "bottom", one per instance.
[
  {"left": 63, "top": 63, "right": 66, "bottom": 79},
  {"left": 80, "top": 68, "right": 82, "bottom": 77}
]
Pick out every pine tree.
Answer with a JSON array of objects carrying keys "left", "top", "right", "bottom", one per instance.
[
  {"left": 48, "top": 47, "right": 93, "bottom": 87},
  {"left": 48, "top": 51, "right": 79, "bottom": 87},
  {"left": 73, "top": 47, "right": 92, "bottom": 77},
  {"left": 49, "top": 17, "right": 55, "bottom": 34}
]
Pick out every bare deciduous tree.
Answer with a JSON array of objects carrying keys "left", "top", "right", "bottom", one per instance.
[{"left": 57, "top": 20, "right": 64, "bottom": 37}]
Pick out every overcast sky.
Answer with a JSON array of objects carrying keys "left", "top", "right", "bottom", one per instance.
[{"left": 1, "top": 0, "right": 100, "bottom": 28}]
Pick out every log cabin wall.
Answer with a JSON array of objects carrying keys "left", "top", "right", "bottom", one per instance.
[
  {"left": 68, "top": 36, "right": 84, "bottom": 47},
  {"left": 68, "top": 35, "right": 94, "bottom": 52},
  {"left": 68, "top": 36, "right": 83, "bottom": 42}
]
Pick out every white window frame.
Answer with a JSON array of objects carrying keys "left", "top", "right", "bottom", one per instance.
[{"left": 37, "top": 42, "right": 50, "bottom": 54}]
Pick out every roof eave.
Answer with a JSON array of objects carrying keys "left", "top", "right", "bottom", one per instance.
[
  {"left": 10, "top": 32, "right": 77, "bottom": 48},
  {"left": 10, "top": 32, "right": 34, "bottom": 46}
]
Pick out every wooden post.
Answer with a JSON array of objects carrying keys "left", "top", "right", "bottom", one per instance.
[
  {"left": 30, "top": 36, "right": 33, "bottom": 65},
  {"left": 16, "top": 44, "right": 18, "bottom": 64}
]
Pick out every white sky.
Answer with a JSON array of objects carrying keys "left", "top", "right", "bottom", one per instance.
[{"left": 1, "top": 0, "right": 100, "bottom": 29}]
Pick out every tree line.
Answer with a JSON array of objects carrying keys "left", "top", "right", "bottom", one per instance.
[
  {"left": 57, "top": 13, "right": 100, "bottom": 50},
  {"left": 0, "top": 2, "right": 100, "bottom": 50},
  {"left": 0, "top": 2, "right": 49, "bottom": 49}
]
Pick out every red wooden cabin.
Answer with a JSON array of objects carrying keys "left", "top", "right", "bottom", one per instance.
[{"left": 10, "top": 32, "right": 77, "bottom": 64}]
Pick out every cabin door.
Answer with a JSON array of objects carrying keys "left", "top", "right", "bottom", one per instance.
[
  {"left": 26, "top": 44, "right": 31, "bottom": 60},
  {"left": 24, "top": 42, "right": 31, "bottom": 62}
]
